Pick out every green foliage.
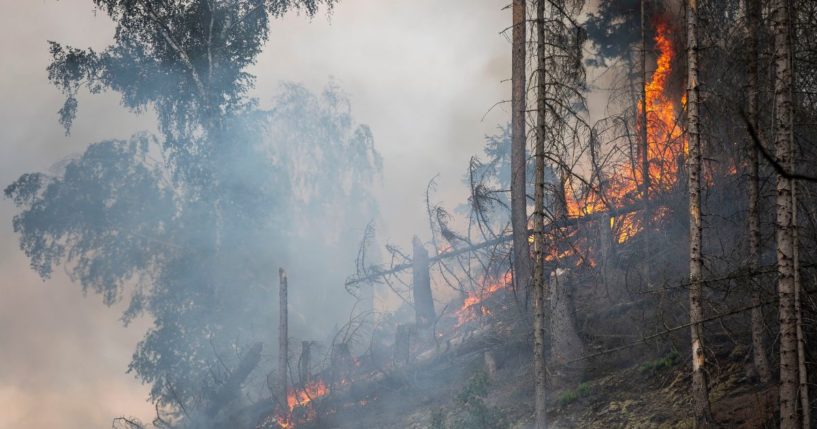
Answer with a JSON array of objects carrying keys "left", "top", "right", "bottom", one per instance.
[
  {"left": 639, "top": 350, "right": 681, "bottom": 373},
  {"left": 431, "top": 370, "right": 507, "bottom": 429},
  {"left": 49, "top": 0, "right": 336, "bottom": 138},
  {"left": 558, "top": 382, "right": 593, "bottom": 406},
  {"left": 5, "top": 0, "right": 385, "bottom": 419}
]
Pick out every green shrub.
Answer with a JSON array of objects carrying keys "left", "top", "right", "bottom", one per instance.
[
  {"left": 639, "top": 350, "right": 681, "bottom": 373},
  {"left": 559, "top": 382, "right": 592, "bottom": 405},
  {"left": 430, "top": 370, "right": 507, "bottom": 429}
]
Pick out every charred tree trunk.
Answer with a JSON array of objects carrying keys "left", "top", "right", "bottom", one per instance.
[
  {"left": 394, "top": 324, "right": 412, "bottom": 367},
  {"left": 511, "top": 0, "right": 532, "bottom": 301},
  {"left": 686, "top": 1, "right": 714, "bottom": 426},
  {"left": 412, "top": 236, "right": 435, "bottom": 328},
  {"left": 532, "top": 0, "right": 548, "bottom": 426},
  {"left": 330, "top": 342, "right": 354, "bottom": 386},
  {"left": 771, "top": 0, "right": 799, "bottom": 426},
  {"left": 298, "top": 341, "right": 312, "bottom": 387},
  {"left": 278, "top": 268, "right": 289, "bottom": 412},
  {"left": 548, "top": 270, "right": 584, "bottom": 385},
  {"left": 743, "top": 0, "right": 772, "bottom": 385}
]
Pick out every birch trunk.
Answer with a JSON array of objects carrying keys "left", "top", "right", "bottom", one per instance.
[
  {"left": 793, "top": 180, "right": 811, "bottom": 429},
  {"left": 771, "top": 0, "right": 799, "bottom": 425},
  {"left": 790, "top": 98, "right": 810, "bottom": 428},
  {"left": 686, "top": 0, "right": 714, "bottom": 425},
  {"left": 511, "top": 0, "right": 532, "bottom": 300},
  {"left": 532, "top": 0, "right": 548, "bottom": 426},
  {"left": 744, "top": 0, "right": 772, "bottom": 385},
  {"left": 278, "top": 268, "right": 289, "bottom": 412}
]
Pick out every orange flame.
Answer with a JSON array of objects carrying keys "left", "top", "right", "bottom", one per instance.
[
  {"left": 456, "top": 272, "right": 513, "bottom": 326},
  {"left": 565, "top": 21, "right": 685, "bottom": 243},
  {"left": 287, "top": 380, "right": 329, "bottom": 410},
  {"left": 273, "top": 380, "right": 330, "bottom": 428}
]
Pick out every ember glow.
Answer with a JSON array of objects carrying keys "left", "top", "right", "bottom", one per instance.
[
  {"left": 288, "top": 380, "right": 329, "bottom": 410},
  {"left": 273, "top": 380, "right": 330, "bottom": 428},
  {"left": 564, "top": 20, "right": 685, "bottom": 243}
]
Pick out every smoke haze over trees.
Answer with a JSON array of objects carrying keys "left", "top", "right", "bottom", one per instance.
[{"left": 3, "top": 0, "right": 817, "bottom": 428}]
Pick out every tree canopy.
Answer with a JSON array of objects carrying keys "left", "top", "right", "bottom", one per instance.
[{"left": 6, "top": 0, "right": 382, "bottom": 421}]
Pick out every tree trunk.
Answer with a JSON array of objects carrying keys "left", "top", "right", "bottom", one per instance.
[
  {"left": 330, "top": 342, "right": 354, "bottom": 386},
  {"left": 686, "top": 1, "right": 714, "bottom": 426},
  {"left": 640, "top": 0, "right": 652, "bottom": 288},
  {"left": 548, "top": 270, "right": 585, "bottom": 385},
  {"left": 771, "top": 0, "right": 800, "bottom": 426},
  {"left": 532, "top": 0, "right": 548, "bottom": 427},
  {"left": 278, "top": 268, "right": 289, "bottom": 412},
  {"left": 394, "top": 324, "right": 412, "bottom": 367},
  {"left": 298, "top": 341, "right": 312, "bottom": 387},
  {"left": 412, "top": 236, "right": 436, "bottom": 327},
  {"left": 640, "top": 0, "right": 650, "bottom": 202},
  {"left": 511, "top": 0, "right": 532, "bottom": 301},
  {"left": 793, "top": 180, "right": 811, "bottom": 429},
  {"left": 744, "top": 0, "right": 772, "bottom": 385}
]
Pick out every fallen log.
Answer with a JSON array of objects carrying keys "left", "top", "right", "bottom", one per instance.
[{"left": 345, "top": 200, "right": 656, "bottom": 286}]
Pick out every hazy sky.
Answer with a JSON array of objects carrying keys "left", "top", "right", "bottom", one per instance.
[{"left": 0, "top": 1, "right": 511, "bottom": 427}]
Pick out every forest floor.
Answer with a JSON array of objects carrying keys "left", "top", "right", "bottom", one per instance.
[{"left": 301, "top": 332, "right": 777, "bottom": 429}]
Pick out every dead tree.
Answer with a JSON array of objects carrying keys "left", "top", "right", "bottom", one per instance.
[
  {"left": 511, "top": 0, "right": 532, "bottom": 300},
  {"left": 278, "top": 268, "right": 289, "bottom": 412},
  {"left": 686, "top": 0, "right": 714, "bottom": 425},
  {"left": 532, "top": 0, "right": 549, "bottom": 426},
  {"left": 548, "top": 270, "right": 585, "bottom": 385},
  {"left": 394, "top": 324, "right": 412, "bottom": 367},
  {"left": 412, "top": 237, "right": 436, "bottom": 327},
  {"left": 771, "top": 0, "right": 800, "bottom": 426},
  {"left": 743, "top": 0, "right": 772, "bottom": 385},
  {"left": 330, "top": 342, "right": 354, "bottom": 387},
  {"left": 299, "top": 341, "right": 312, "bottom": 387}
]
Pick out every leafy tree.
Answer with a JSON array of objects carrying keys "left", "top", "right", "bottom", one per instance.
[{"left": 6, "top": 0, "right": 382, "bottom": 422}]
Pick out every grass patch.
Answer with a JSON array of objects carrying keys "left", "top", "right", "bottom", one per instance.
[
  {"left": 559, "top": 382, "right": 592, "bottom": 405},
  {"left": 639, "top": 350, "right": 681, "bottom": 373}
]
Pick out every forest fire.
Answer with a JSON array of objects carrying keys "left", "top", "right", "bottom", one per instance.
[
  {"left": 288, "top": 380, "right": 329, "bottom": 410},
  {"left": 272, "top": 380, "right": 330, "bottom": 428},
  {"left": 565, "top": 20, "right": 685, "bottom": 243},
  {"left": 456, "top": 272, "right": 513, "bottom": 326}
]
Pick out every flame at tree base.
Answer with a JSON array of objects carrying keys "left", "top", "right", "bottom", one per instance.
[{"left": 269, "top": 380, "right": 330, "bottom": 428}]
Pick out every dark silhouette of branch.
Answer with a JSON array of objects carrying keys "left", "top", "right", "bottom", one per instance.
[{"left": 740, "top": 109, "right": 817, "bottom": 182}]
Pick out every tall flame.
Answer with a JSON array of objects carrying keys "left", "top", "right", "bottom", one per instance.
[{"left": 565, "top": 21, "right": 685, "bottom": 243}]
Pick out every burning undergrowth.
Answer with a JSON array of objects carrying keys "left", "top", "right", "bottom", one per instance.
[{"left": 225, "top": 14, "right": 746, "bottom": 429}]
